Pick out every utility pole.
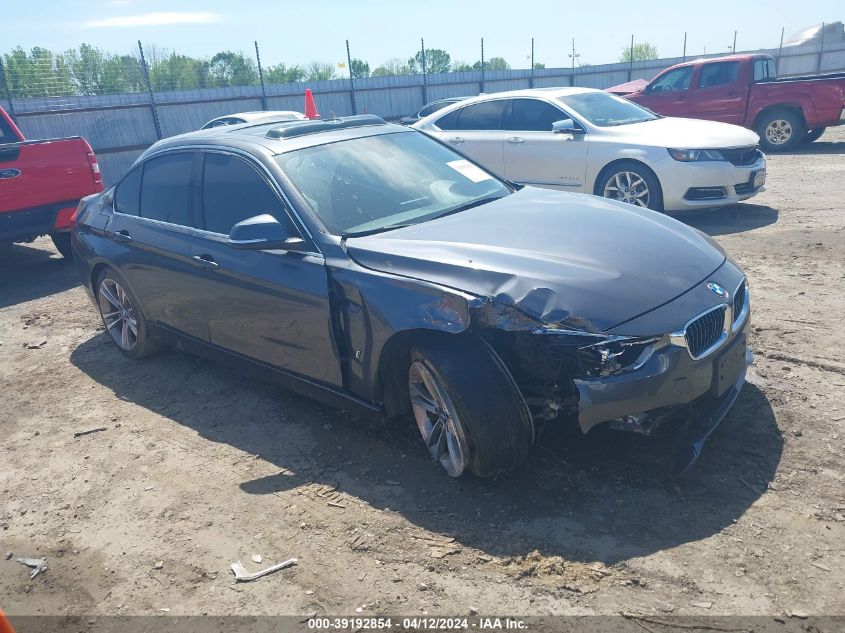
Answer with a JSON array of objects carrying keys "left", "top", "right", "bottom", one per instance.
[
  {"left": 682, "top": 32, "right": 687, "bottom": 62},
  {"left": 777, "top": 27, "right": 785, "bottom": 71},
  {"left": 530, "top": 37, "right": 535, "bottom": 88},
  {"left": 480, "top": 37, "right": 485, "bottom": 93},
  {"left": 732, "top": 30, "right": 737, "bottom": 53},
  {"left": 628, "top": 34, "right": 634, "bottom": 81},
  {"left": 569, "top": 38, "right": 580, "bottom": 87},
  {"left": 421, "top": 38, "right": 428, "bottom": 105},
  {"left": 137, "top": 41, "right": 162, "bottom": 140}
]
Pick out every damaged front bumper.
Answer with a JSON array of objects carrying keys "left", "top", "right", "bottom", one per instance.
[{"left": 576, "top": 327, "right": 751, "bottom": 474}]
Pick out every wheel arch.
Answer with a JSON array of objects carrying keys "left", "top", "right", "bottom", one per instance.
[
  {"left": 751, "top": 103, "right": 807, "bottom": 130},
  {"left": 592, "top": 157, "right": 664, "bottom": 202}
]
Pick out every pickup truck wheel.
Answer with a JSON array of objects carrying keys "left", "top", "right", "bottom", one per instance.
[
  {"left": 408, "top": 336, "right": 533, "bottom": 478},
  {"left": 803, "top": 128, "right": 826, "bottom": 144},
  {"left": 50, "top": 233, "right": 73, "bottom": 259},
  {"left": 96, "top": 268, "right": 159, "bottom": 359},
  {"left": 757, "top": 110, "right": 805, "bottom": 151},
  {"left": 598, "top": 161, "right": 663, "bottom": 212}
]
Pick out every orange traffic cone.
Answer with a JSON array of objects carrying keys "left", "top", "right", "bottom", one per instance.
[
  {"left": 0, "top": 608, "right": 16, "bottom": 633},
  {"left": 304, "top": 89, "right": 320, "bottom": 120}
]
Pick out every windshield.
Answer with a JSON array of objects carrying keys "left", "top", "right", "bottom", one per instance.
[
  {"left": 276, "top": 131, "right": 510, "bottom": 236},
  {"left": 557, "top": 92, "right": 658, "bottom": 127}
]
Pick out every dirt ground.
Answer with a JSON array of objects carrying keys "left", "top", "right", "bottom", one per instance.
[{"left": 1, "top": 128, "right": 844, "bottom": 621}]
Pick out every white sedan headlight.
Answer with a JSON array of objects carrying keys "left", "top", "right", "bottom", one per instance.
[{"left": 667, "top": 148, "right": 725, "bottom": 162}]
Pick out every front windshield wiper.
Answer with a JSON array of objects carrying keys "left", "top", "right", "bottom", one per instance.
[
  {"left": 340, "top": 194, "right": 506, "bottom": 240},
  {"left": 425, "top": 194, "right": 506, "bottom": 222},
  {"left": 341, "top": 223, "right": 417, "bottom": 239}
]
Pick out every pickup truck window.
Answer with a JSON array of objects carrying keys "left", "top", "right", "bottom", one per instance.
[
  {"left": 651, "top": 67, "right": 693, "bottom": 93},
  {"left": 0, "top": 116, "right": 18, "bottom": 145},
  {"left": 698, "top": 62, "right": 740, "bottom": 88},
  {"left": 115, "top": 166, "right": 142, "bottom": 216},
  {"left": 140, "top": 153, "right": 195, "bottom": 227},
  {"left": 753, "top": 58, "right": 777, "bottom": 82}
]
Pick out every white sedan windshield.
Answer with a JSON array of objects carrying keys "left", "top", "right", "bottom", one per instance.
[{"left": 558, "top": 92, "right": 658, "bottom": 127}]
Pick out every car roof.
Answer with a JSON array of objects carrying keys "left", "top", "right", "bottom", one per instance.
[
  {"left": 660, "top": 53, "right": 769, "bottom": 71},
  {"left": 146, "top": 115, "right": 411, "bottom": 158}
]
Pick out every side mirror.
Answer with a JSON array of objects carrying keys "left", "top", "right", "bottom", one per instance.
[
  {"left": 228, "top": 214, "right": 304, "bottom": 251},
  {"left": 552, "top": 119, "right": 585, "bottom": 135}
]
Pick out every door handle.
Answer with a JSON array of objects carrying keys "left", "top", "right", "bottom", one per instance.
[
  {"left": 192, "top": 254, "right": 220, "bottom": 270},
  {"left": 507, "top": 137, "right": 525, "bottom": 144},
  {"left": 113, "top": 230, "right": 132, "bottom": 242},
  {"left": 728, "top": 90, "right": 740, "bottom": 97},
  {"left": 448, "top": 137, "right": 465, "bottom": 145}
]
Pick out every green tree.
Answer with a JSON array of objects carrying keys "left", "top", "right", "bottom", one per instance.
[
  {"left": 408, "top": 48, "right": 450, "bottom": 74},
  {"left": 533, "top": 62, "right": 546, "bottom": 69},
  {"left": 619, "top": 42, "right": 659, "bottom": 63},
  {"left": 305, "top": 61, "right": 336, "bottom": 81},
  {"left": 371, "top": 58, "right": 409, "bottom": 77},
  {"left": 349, "top": 58, "right": 370, "bottom": 79},
  {"left": 264, "top": 62, "right": 304, "bottom": 84},
  {"left": 150, "top": 53, "right": 212, "bottom": 91},
  {"left": 450, "top": 60, "right": 474, "bottom": 72},
  {"left": 485, "top": 57, "right": 510, "bottom": 71},
  {"left": 209, "top": 51, "right": 258, "bottom": 87}
]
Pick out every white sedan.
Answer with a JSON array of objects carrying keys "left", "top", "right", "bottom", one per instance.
[
  {"left": 200, "top": 110, "right": 306, "bottom": 130},
  {"left": 413, "top": 87, "right": 766, "bottom": 211}
]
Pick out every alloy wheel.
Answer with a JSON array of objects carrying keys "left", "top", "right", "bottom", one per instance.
[
  {"left": 408, "top": 360, "right": 470, "bottom": 477},
  {"left": 98, "top": 278, "right": 138, "bottom": 351},
  {"left": 603, "top": 171, "right": 650, "bottom": 208},
  {"left": 765, "top": 119, "right": 792, "bottom": 146}
]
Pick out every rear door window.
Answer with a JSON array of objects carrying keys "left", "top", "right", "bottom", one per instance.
[
  {"left": 139, "top": 153, "right": 196, "bottom": 227},
  {"left": 698, "top": 62, "right": 740, "bottom": 88},
  {"left": 505, "top": 99, "right": 567, "bottom": 131},
  {"left": 201, "top": 152, "right": 289, "bottom": 235},
  {"left": 114, "top": 166, "right": 142, "bottom": 216}
]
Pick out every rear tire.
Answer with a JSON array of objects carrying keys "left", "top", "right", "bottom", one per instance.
[
  {"left": 408, "top": 335, "right": 534, "bottom": 478},
  {"left": 756, "top": 109, "right": 805, "bottom": 152},
  {"left": 803, "top": 128, "right": 826, "bottom": 144},
  {"left": 50, "top": 232, "right": 73, "bottom": 259},
  {"left": 597, "top": 161, "right": 663, "bottom": 212},
  {"left": 95, "top": 267, "right": 159, "bottom": 359}
]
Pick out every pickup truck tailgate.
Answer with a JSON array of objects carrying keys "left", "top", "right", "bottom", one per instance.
[{"left": 0, "top": 138, "right": 99, "bottom": 214}]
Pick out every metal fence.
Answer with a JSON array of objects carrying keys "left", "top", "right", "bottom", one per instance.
[{"left": 2, "top": 35, "right": 844, "bottom": 186}]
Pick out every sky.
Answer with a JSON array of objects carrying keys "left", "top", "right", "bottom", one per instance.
[{"left": 3, "top": 0, "right": 842, "bottom": 70}]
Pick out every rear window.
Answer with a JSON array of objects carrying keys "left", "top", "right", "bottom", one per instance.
[
  {"left": 0, "top": 115, "right": 19, "bottom": 145},
  {"left": 436, "top": 100, "right": 506, "bottom": 131},
  {"left": 140, "top": 153, "right": 195, "bottom": 227},
  {"left": 698, "top": 62, "right": 740, "bottom": 88}
]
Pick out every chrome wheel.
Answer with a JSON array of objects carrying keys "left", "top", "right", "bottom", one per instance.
[
  {"left": 409, "top": 360, "right": 470, "bottom": 477},
  {"left": 764, "top": 119, "right": 792, "bottom": 146},
  {"left": 603, "top": 171, "right": 650, "bottom": 208},
  {"left": 98, "top": 278, "right": 138, "bottom": 351}
]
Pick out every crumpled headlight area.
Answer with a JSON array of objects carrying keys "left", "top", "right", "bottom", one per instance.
[
  {"left": 553, "top": 333, "right": 669, "bottom": 378},
  {"left": 667, "top": 148, "right": 725, "bottom": 162}
]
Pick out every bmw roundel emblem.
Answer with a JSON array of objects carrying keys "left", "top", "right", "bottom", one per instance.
[
  {"left": 707, "top": 281, "right": 729, "bottom": 300},
  {"left": 0, "top": 168, "right": 21, "bottom": 179}
]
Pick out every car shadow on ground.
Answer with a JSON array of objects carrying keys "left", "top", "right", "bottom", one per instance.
[
  {"left": 775, "top": 140, "right": 845, "bottom": 156},
  {"left": 70, "top": 333, "right": 782, "bottom": 566},
  {"left": 672, "top": 203, "right": 779, "bottom": 237},
  {"left": 0, "top": 242, "right": 77, "bottom": 309}
]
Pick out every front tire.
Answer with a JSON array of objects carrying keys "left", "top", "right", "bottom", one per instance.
[
  {"left": 408, "top": 336, "right": 533, "bottom": 478},
  {"left": 597, "top": 161, "right": 663, "bottom": 211},
  {"left": 50, "top": 232, "right": 73, "bottom": 259},
  {"left": 756, "top": 109, "right": 805, "bottom": 152},
  {"left": 96, "top": 267, "right": 159, "bottom": 359}
]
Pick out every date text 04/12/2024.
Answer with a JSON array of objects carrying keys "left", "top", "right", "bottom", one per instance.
[{"left": 306, "top": 617, "right": 528, "bottom": 630}]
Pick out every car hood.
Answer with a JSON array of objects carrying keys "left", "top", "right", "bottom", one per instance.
[
  {"left": 345, "top": 187, "right": 726, "bottom": 333},
  {"left": 608, "top": 116, "right": 760, "bottom": 149}
]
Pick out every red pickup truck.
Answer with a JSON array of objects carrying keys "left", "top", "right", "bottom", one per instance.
[
  {"left": 1, "top": 106, "right": 103, "bottom": 258},
  {"left": 623, "top": 54, "right": 845, "bottom": 151}
]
